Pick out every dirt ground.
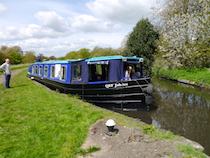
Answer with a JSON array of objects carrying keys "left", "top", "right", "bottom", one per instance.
[
  {"left": 1, "top": 69, "right": 207, "bottom": 158},
  {"left": 78, "top": 119, "right": 187, "bottom": 158}
]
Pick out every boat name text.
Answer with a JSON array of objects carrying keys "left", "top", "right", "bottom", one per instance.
[{"left": 105, "top": 83, "right": 128, "bottom": 89}]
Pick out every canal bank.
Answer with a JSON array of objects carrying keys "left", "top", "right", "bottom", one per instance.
[
  {"left": 153, "top": 67, "right": 210, "bottom": 89},
  {"left": 78, "top": 118, "right": 208, "bottom": 158},
  {"left": 115, "top": 76, "right": 210, "bottom": 156},
  {"left": 161, "top": 75, "right": 210, "bottom": 89}
]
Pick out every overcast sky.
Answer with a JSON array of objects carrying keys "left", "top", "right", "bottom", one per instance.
[{"left": 0, "top": 0, "right": 157, "bottom": 57}]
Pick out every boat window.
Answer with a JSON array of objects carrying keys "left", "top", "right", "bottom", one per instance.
[
  {"left": 51, "top": 65, "right": 55, "bottom": 78},
  {"left": 60, "top": 65, "right": 67, "bottom": 81},
  {"left": 124, "top": 63, "right": 141, "bottom": 79},
  {"left": 39, "top": 65, "right": 43, "bottom": 76},
  {"left": 72, "top": 65, "right": 82, "bottom": 82},
  {"left": 32, "top": 66, "right": 35, "bottom": 74},
  {"left": 88, "top": 64, "right": 109, "bottom": 82},
  {"left": 35, "top": 65, "right": 38, "bottom": 75},
  {"left": 44, "top": 65, "right": 48, "bottom": 77}
]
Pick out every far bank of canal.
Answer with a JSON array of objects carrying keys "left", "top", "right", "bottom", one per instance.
[{"left": 115, "top": 77, "right": 210, "bottom": 156}]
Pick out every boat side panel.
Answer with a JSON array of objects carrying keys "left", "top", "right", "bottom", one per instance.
[{"left": 29, "top": 63, "right": 71, "bottom": 84}]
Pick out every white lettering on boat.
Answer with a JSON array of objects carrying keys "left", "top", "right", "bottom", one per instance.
[{"left": 105, "top": 83, "right": 128, "bottom": 89}]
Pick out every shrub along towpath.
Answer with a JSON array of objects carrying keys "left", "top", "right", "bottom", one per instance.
[{"left": 0, "top": 70, "right": 209, "bottom": 158}]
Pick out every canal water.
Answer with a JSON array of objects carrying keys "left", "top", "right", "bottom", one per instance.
[{"left": 115, "top": 77, "right": 210, "bottom": 156}]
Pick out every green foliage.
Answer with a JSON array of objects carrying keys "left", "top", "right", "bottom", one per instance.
[
  {"left": 153, "top": 0, "right": 210, "bottom": 69},
  {"left": 177, "top": 144, "right": 207, "bottom": 158},
  {"left": 57, "top": 56, "right": 66, "bottom": 60},
  {"left": 154, "top": 67, "right": 210, "bottom": 86},
  {"left": 65, "top": 51, "right": 81, "bottom": 59},
  {"left": 123, "top": 18, "right": 159, "bottom": 76},
  {"left": 0, "top": 45, "right": 8, "bottom": 52},
  {"left": 22, "top": 51, "right": 36, "bottom": 63},
  {"left": 0, "top": 70, "right": 104, "bottom": 158},
  {"left": 64, "top": 47, "right": 122, "bottom": 60},
  {"left": 78, "top": 48, "right": 91, "bottom": 59},
  {"left": 142, "top": 125, "right": 156, "bottom": 134},
  {"left": 0, "top": 52, "right": 10, "bottom": 64},
  {"left": 9, "top": 51, "right": 22, "bottom": 64},
  {"left": 0, "top": 45, "right": 23, "bottom": 65},
  {"left": 77, "top": 146, "right": 101, "bottom": 156},
  {"left": 90, "top": 46, "right": 121, "bottom": 57},
  {"left": 142, "top": 125, "right": 179, "bottom": 140}
]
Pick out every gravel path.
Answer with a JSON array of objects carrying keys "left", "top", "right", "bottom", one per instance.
[{"left": 0, "top": 68, "right": 27, "bottom": 84}]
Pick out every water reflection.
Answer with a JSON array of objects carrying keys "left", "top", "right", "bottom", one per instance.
[
  {"left": 152, "top": 77, "right": 210, "bottom": 155},
  {"left": 115, "top": 77, "right": 210, "bottom": 155}
]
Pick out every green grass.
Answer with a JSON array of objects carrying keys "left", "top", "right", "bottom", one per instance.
[
  {"left": 177, "top": 144, "right": 207, "bottom": 158},
  {"left": 155, "top": 68, "right": 210, "bottom": 87},
  {"left": 0, "top": 64, "right": 29, "bottom": 75},
  {"left": 0, "top": 70, "right": 208, "bottom": 158},
  {"left": 0, "top": 70, "right": 104, "bottom": 158},
  {"left": 142, "top": 125, "right": 180, "bottom": 140}
]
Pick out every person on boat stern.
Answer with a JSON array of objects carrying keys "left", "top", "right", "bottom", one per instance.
[
  {"left": 0, "top": 58, "right": 12, "bottom": 88},
  {"left": 125, "top": 66, "right": 132, "bottom": 80}
]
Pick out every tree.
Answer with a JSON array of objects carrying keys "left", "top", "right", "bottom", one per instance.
[
  {"left": 90, "top": 47, "right": 120, "bottom": 57},
  {"left": 122, "top": 18, "right": 159, "bottom": 75},
  {"left": 151, "top": 0, "right": 210, "bottom": 68},
  {"left": 4, "top": 46, "right": 22, "bottom": 55},
  {"left": 78, "top": 48, "right": 90, "bottom": 59},
  {"left": 22, "top": 51, "right": 36, "bottom": 63},
  {"left": 0, "top": 45, "right": 8, "bottom": 52},
  {"left": 0, "top": 52, "right": 10, "bottom": 64},
  {"left": 9, "top": 51, "right": 22, "bottom": 64},
  {"left": 65, "top": 51, "right": 80, "bottom": 59},
  {"left": 49, "top": 56, "right": 56, "bottom": 60}
]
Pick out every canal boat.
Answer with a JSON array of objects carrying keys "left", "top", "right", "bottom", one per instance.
[{"left": 27, "top": 55, "right": 154, "bottom": 110}]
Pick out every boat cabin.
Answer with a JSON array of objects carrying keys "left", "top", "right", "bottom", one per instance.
[{"left": 28, "top": 55, "right": 144, "bottom": 84}]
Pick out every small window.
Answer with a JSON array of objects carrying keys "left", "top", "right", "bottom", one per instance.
[
  {"left": 60, "top": 65, "right": 67, "bottom": 81},
  {"left": 44, "top": 65, "right": 48, "bottom": 77},
  {"left": 35, "top": 65, "right": 38, "bottom": 75},
  {"left": 88, "top": 64, "right": 109, "bottom": 82},
  {"left": 39, "top": 65, "right": 43, "bottom": 76},
  {"left": 124, "top": 63, "right": 141, "bottom": 79},
  {"left": 72, "top": 65, "right": 82, "bottom": 82},
  {"left": 51, "top": 65, "right": 55, "bottom": 78},
  {"left": 32, "top": 66, "right": 35, "bottom": 74}
]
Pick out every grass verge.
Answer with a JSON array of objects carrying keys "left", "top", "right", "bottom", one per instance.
[
  {"left": 153, "top": 68, "right": 210, "bottom": 87},
  {"left": 0, "top": 70, "right": 104, "bottom": 158},
  {"left": 177, "top": 144, "right": 207, "bottom": 158}
]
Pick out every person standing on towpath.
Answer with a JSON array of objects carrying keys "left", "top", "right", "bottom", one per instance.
[{"left": 0, "top": 58, "right": 12, "bottom": 88}]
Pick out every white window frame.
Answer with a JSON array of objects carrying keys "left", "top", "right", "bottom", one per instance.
[
  {"left": 39, "top": 65, "right": 43, "bottom": 76},
  {"left": 60, "top": 65, "right": 67, "bottom": 81},
  {"left": 32, "top": 66, "right": 35, "bottom": 74},
  {"left": 50, "top": 65, "right": 55, "bottom": 78},
  {"left": 71, "top": 65, "right": 82, "bottom": 82},
  {"left": 35, "top": 65, "right": 38, "bottom": 75},
  {"left": 44, "top": 65, "right": 48, "bottom": 77}
]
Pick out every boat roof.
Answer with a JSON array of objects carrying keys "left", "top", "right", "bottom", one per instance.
[
  {"left": 33, "top": 59, "right": 82, "bottom": 64},
  {"left": 32, "top": 55, "right": 142, "bottom": 64},
  {"left": 85, "top": 55, "right": 141, "bottom": 62}
]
